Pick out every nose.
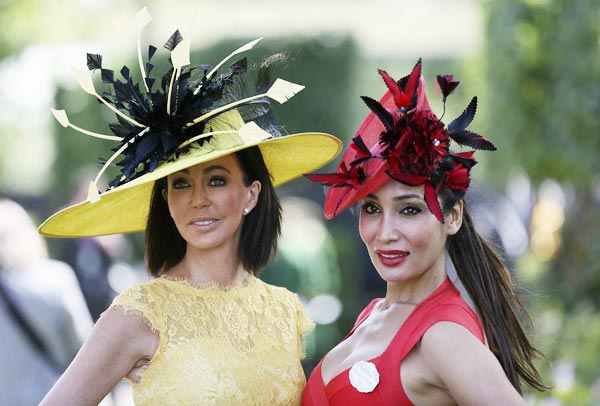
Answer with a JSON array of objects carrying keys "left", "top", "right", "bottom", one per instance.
[
  {"left": 191, "top": 184, "right": 210, "bottom": 208},
  {"left": 376, "top": 214, "right": 400, "bottom": 243}
]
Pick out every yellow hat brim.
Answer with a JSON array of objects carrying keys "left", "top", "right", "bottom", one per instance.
[{"left": 39, "top": 132, "right": 341, "bottom": 237}]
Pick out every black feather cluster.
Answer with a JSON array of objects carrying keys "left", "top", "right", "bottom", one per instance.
[{"left": 85, "top": 34, "right": 283, "bottom": 189}]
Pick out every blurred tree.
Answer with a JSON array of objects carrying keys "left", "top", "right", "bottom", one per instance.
[
  {"left": 484, "top": 0, "right": 600, "bottom": 398},
  {"left": 485, "top": 0, "right": 600, "bottom": 185}
]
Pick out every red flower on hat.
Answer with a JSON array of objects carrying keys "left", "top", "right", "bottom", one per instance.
[
  {"left": 379, "top": 60, "right": 422, "bottom": 111},
  {"left": 384, "top": 109, "right": 449, "bottom": 177},
  {"left": 436, "top": 74, "right": 460, "bottom": 101},
  {"left": 409, "top": 111, "right": 449, "bottom": 169},
  {"left": 445, "top": 151, "right": 477, "bottom": 194},
  {"left": 304, "top": 160, "right": 367, "bottom": 190},
  {"left": 305, "top": 134, "right": 374, "bottom": 189},
  {"left": 444, "top": 161, "right": 470, "bottom": 194}
]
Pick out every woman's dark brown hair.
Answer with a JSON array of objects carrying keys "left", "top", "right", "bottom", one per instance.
[
  {"left": 144, "top": 146, "right": 282, "bottom": 276},
  {"left": 441, "top": 191, "right": 548, "bottom": 393}
]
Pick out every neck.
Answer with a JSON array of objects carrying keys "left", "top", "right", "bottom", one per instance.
[
  {"left": 169, "top": 240, "right": 248, "bottom": 287},
  {"left": 381, "top": 256, "right": 447, "bottom": 310}
]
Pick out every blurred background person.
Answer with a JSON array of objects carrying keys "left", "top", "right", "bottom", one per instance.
[
  {"left": 59, "top": 173, "right": 125, "bottom": 322},
  {"left": 0, "top": 198, "right": 93, "bottom": 405}
]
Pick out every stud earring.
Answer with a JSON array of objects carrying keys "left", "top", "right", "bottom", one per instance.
[{"left": 243, "top": 208, "right": 250, "bottom": 215}]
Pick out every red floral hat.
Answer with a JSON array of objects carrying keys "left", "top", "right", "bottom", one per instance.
[{"left": 306, "top": 60, "right": 496, "bottom": 222}]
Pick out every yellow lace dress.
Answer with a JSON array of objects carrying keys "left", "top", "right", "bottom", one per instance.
[{"left": 109, "top": 274, "right": 314, "bottom": 405}]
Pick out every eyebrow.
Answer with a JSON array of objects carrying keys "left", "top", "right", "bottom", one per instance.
[
  {"left": 178, "top": 165, "right": 231, "bottom": 175},
  {"left": 366, "top": 193, "right": 424, "bottom": 201},
  {"left": 203, "top": 165, "right": 231, "bottom": 174}
]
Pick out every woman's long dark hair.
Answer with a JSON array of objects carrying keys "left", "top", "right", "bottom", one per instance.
[
  {"left": 145, "top": 146, "right": 281, "bottom": 276},
  {"left": 443, "top": 194, "right": 548, "bottom": 392}
]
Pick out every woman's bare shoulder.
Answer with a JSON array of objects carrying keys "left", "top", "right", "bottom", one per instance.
[
  {"left": 417, "top": 321, "right": 526, "bottom": 405},
  {"left": 99, "top": 307, "right": 159, "bottom": 349}
]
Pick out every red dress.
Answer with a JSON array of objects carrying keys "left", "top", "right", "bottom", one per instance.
[{"left": 302, "top": 277, "right": 484, "bottom": 405}]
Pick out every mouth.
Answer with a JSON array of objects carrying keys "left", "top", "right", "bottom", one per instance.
[
  {"left": 375, "top": 249, "right": 409, "bottom": 266},
  {"left": 376, "top": 249, "right": 409, "bottom": 257},
  {"left": 190, "top": 218, "right": 219, "bottom": 227}
]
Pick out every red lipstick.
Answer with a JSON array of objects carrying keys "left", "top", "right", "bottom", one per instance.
[{"left": 375, "top": 249, "right": 409, "bottom": 267}]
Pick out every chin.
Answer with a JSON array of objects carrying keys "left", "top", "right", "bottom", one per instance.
[
  {"left": 181, "top": 233, "right": 227, "bottom": 251},
  {"left": 375, "top": 269, "right": 409, "bottom": 284},
  {"left": 381, "top": 275, "right": 416, "bottom": 285},
  {"left": 374, "top": 263, "right": 422, "bottom": 284}
]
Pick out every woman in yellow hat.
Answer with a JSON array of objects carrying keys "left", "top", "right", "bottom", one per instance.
[
  {"left": 39, "top": 8, "right": 341, "bottom": 406},
  {"left": 303, "top": 61, "right": 547, "bottom": 404}
]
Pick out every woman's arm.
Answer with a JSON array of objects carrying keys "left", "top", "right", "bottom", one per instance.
[
  {"left": 419, "top": 321, "right": 526, "bottom": 405},
  {"left": 40, "top": 308, "right": 158, "bottom": 406}
]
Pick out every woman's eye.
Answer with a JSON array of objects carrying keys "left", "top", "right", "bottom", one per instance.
[
  {"left": 208, "top": 177, "right": 226, "bottom": 187},
  {"left": 362, "top": 202, "right": 380, "bottom": 215},
  {"left": 172, "top": 179, "right": 189, "bottom": 189},
  {"left": 401, "top": 205, "right": 421, "bottom": 216}
]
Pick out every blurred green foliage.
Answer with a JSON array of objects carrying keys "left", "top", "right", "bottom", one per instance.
[
  {"left": 485, "top": 0, "right": 600, "bottom": 186},
  {"left": 485, "top": 0, "right": 600, "bottom": 400}
]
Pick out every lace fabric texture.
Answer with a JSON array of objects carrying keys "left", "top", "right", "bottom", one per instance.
[{"left": 110, "top": 275, "right": 314, "bottom": 406}]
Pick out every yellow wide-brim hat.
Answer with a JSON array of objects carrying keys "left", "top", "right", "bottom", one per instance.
[
  {"left": 39, "top": 120, "right": 341, "bottom": 237},
  {"left": 38, "top": 7, "right": 342, "bottom": 238}
]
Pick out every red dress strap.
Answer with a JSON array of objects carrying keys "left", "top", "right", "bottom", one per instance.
[
  {"left": 350, "top": 298, "right": 381, "bottom": 333},
  {"left": 388, "top": 302, "right": 484, "bottom": 364},
  {"left": 381, "top": 284, "right": 485, "bottom": 404}
]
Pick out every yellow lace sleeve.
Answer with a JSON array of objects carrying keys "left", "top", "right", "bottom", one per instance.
[
  {"left": 108, "top": 282, "right": 164, "bottom": 335},
  {"left": 292, "top": 293, "right": 315, "bottom": 360}
]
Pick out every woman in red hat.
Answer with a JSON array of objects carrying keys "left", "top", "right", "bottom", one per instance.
[{"left": 303, "top": 61, "right": 547, "bottom": 405}]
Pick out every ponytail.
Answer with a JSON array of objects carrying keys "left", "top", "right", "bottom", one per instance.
[{"left": 446, "top": 203, "right": 548, "bottom": 392}]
